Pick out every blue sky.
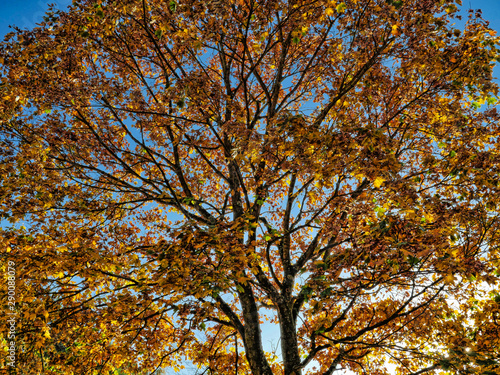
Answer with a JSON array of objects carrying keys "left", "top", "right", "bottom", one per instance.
[{"left": 0, "top": 0, "right": 71, "bottom": 37}]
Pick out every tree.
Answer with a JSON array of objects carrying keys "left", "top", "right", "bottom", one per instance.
[{"left": 1, "top": 0, "right": 500, "bottom": 374}]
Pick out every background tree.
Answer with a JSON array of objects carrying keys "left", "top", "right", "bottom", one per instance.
[{"left": 1, "top": 0, "right": 500, "bottom": 374}]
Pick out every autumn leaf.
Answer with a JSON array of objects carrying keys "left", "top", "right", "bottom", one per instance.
[
  {"left": 1, "top": 0, "right": 500, "bottom": 374},
  {"left": 336, "top": 2, "right": 346, "bottom": 13},
  {"left": 373, "top": 176, "right": 385, "bottom": 188}
]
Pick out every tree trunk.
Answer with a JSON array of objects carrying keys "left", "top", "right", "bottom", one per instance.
[
  {"left": 278, "top": 303, "right": 302, "bottom": 375},
  {"left": 238, "top": 283, "right": 274, "bottom": 375}
]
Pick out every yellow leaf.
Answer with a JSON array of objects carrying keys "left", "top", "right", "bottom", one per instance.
[
  {"left": 373, "top": 176, "right": 385, "bottom": 188},
  {"left": 336, "top": 2, "right": 346, "bottom": 13},
  {"left": 423, "top": 212, "right": 434, "bottom": 223},
  {"left": 325, "top": 7, "right": 334, "bottom": 16},
  {"left": 444, "top": 274, "right": 455, "bottom": 284}
]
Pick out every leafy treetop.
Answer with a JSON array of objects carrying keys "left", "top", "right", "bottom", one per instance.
[{"left": 1, "top": 0, "right": 500, "bottom": 374}]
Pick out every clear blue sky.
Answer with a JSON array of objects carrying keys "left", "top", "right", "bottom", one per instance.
[
  {"left": 1, "top": 0, "right": 500, "bottom": 38},
  {"left": 0, "top": 0, "right": 71, "bottom": 37}
]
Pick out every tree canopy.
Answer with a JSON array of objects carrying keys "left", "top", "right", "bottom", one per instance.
[{"left": 1, "top": 0, "right": 500, "bottom": 374}]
